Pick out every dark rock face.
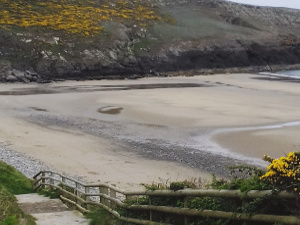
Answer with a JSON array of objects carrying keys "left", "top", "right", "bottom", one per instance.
[
  {"left": 138, "top": 44, "right": 300, "bottom": 74},
  {"left": 1, "top": 0, "right": 300, "bottom": 82}
]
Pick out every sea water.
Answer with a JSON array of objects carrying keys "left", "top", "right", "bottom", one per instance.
[
  {"left": 277, "top": 70, "right": 300, "bottom": 77},
  {"left": 260, "top": 69, "right": 300, "bottom": 79}
]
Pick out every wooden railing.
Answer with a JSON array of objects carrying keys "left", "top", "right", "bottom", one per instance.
[{"left": 33, "top": 171, "right": 300, "bottom": 225}]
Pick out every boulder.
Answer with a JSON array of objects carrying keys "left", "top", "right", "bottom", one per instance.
[{"left": 6, "top": 74, "right": 18, "bottom": 82}]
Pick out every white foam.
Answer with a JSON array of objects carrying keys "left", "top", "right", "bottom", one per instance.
[
  {"left": 189, "top": 121, "right": 300, "bottom": 167},
  {"left": 216, "top": 121, "right": 300, "bottom": 133},
  {"left": 188, "top": 133, "right": 268, "bottom": 168},
  {"left": 259, "top": 72, "right": 300, "bottom": 79}
]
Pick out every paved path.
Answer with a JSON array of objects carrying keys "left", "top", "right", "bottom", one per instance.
[{"left": 16, "top": 193, "right": 90, "bottom": 225}]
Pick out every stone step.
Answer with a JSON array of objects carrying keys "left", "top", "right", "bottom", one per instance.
[{"left": 16, "top": 193, "right": 90, "bottom": 225}]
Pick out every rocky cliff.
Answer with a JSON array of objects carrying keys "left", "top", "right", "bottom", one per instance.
[{"left": 1, "top": 0, "right": 300, "bottom": 82}]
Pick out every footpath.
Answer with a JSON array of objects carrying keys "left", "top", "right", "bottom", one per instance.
[{"left": 16, "top": 193, "right": 90, "bottom": 225}]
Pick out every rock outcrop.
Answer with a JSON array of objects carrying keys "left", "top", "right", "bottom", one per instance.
[{"left": 1, "top": 0, "right": 300, "bottom": 82}]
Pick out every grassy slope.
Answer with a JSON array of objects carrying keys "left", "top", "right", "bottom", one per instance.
[
  {"left": 0, "top": 0, "right": 269, "bottom": 48},
  {"left": 151, "top": 7, "right": 257, "bottom": 41},
  {"left": 0, "top": 161, "right": 35, "bottom": 225}
]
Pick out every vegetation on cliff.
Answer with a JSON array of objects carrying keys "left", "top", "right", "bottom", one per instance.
[
  {"left": 0, "top": 0, "right": 162, "bottom": 36},
  {"left": 0, "top": 0, "right": 300, "bottom": 82}
]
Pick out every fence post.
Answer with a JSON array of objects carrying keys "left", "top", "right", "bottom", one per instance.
[
  {"left": 110, "top": 185, "right": 117, "bottom": 209},
  {"left": 85, "top": 186, "right": 90, "bottom": 210},
  {"left": 76, "top": 182, "right": 80, "bottom": 207},
  {"left": 242, "top": 199, "right": 248, "bottom": 225},
  {"left": 61, "top": 176, "right": 66, "bottom": 197},
  {"left": 125, "top": 194, "right": 132, "bottom": 221},
  {"left": 184, "top": 196, "right": 188, "bottom": 225},
  {"left": 100, "top": 186, "right": 109, "bottom": 206},
  {"left": 41, "top": 172, "right": 46, "bottom": 189},
  {"left": 50, "top": 172, "right": 54, "bottom": 190},
  {"left": 149, "top": 197, "right": 153, "bottom": 221}
]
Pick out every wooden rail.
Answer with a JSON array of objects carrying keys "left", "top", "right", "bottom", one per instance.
[{"left": 33, "top": 171, "right": 300, "bottom": 225}]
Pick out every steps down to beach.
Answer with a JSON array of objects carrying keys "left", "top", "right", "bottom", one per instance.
[{"left": 16, "top": 193, "right": 90, "bottom": 225}]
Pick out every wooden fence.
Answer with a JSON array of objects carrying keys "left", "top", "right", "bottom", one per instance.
[{"left": 33, "top": 171, "right": 300, "bottom": 225}]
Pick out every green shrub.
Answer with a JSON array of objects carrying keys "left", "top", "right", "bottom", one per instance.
[
  {"left": 210, "top": 166, "right": 273, "bottom": 192},
  {"left": 119, "top": 165, "right": 299, "bottom": 224},
  {"left": 170, "top": 180, "right": 197, "bottom": 191},
  {"left": 187, "top": 197, "right": 223, "bottom": 211},
  {"left": 211, "top": 174, "right": 272, "bottom": 192}
]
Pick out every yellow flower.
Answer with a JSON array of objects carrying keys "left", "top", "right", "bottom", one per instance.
[
  {"left": 0, "top": 0, "right": 163, "bottom": 36},
  {"left": 261, "top": 152, "right": 300, "bottom": 192}
]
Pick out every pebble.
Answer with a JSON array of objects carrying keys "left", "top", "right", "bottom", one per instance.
[{"left": 0, "top": 145, "right": 49, "bottom": 179}]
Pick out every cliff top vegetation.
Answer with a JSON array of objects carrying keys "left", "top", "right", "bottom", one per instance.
[{"left": 0, "top": 0, "right": 163, "bottom": 36}]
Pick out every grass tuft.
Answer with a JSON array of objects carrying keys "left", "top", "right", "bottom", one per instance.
[
  {"left": 87, "top": 209, "right": 119, "bottom": 225},
  {"left": 0, "top": 161, "right": 35, "bottom": 225},
  {"left": 0, "top": 161, "right": 33, "bottom": 195}
]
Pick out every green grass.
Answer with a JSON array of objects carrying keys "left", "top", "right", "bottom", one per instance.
[
  {"left": 87, "top": 209, "right": 119, "bottom": 225},
  {"left": 0, "top": 161, "right": 36, "bottom": 225},
  {"left": 38, "top": 188, "right": 60, "bottom": 199},
  {"left": 0, "top": 161, "right": 33, "bottom": 195},
  {"left": 132, "top": 38, "right": 157, "bottom": 55}
]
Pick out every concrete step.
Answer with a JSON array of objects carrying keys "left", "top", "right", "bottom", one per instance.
[{"left": 16, "top": 193, "right": 90, "bottom": 225}]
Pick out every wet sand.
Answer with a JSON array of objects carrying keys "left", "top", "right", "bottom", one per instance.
[
  {"left": 213, "top": 124, "right": 300, "bottom": 159},
  {"left": 0, "top": 73, "right": 299, "bottom": 190}
]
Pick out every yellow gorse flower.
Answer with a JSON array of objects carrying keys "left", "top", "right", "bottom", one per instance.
[
  {"left": 261, "top": 152, "right": 300, "bottom": 194},
  {"left": 0, "top": 0, "right": 162, "bottom": 36}
]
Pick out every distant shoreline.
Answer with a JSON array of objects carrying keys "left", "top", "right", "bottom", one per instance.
[
  {"left": 3, "top": 63, "right": 300, "bottom": 84},
  {"left": 259, "top": 71, "right": 300, "bottom": 79}
]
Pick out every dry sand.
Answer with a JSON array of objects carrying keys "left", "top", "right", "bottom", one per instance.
[{"left": 0, "top": 73, "right": 299, "bottom": 190}]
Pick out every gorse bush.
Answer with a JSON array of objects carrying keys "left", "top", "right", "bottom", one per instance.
[
  {"left": 260, "top": 152, "right": 300, "bottom": 217},
  {"left": 0, "top": 0, "right": 163, "bottom": 36},
  {"left": 261, "top": 152, "right": 300, "bottom": 193}
]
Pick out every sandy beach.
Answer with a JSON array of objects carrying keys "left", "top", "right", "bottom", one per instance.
[{"left": 0, "top": 73, "right": 300, "bottom": 190}]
